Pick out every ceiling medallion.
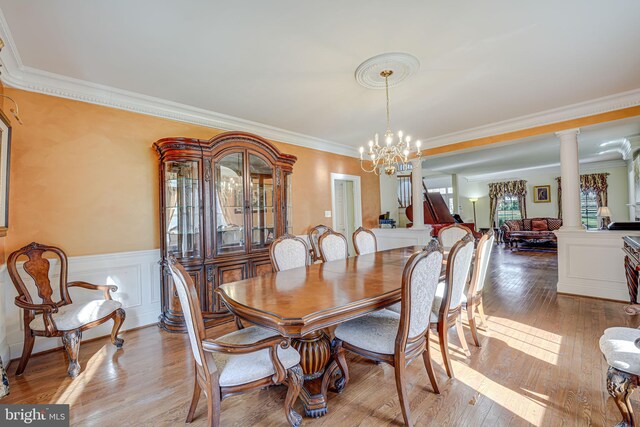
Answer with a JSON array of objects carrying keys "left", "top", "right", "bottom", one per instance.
[
  {"left": 355, "top": 52, "right": 420, "bottom": 90},
  {"left": 356, "top": 53, "right": 422, "bottom": 175}
]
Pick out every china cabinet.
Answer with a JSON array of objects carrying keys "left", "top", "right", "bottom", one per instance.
[{"left": 154, "top": 132, "right": 296, "bottom": 332}]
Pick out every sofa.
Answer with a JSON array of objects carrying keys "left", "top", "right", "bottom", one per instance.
[{"left": 500, "top": 217, "right": 562, "bottom": 247}]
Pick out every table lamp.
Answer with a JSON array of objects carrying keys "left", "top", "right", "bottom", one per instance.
[{"left": 597, "top": 206, "right": 612, "bottom": 230}]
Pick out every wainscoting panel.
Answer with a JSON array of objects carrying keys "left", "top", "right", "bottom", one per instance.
[{"left": 2, "top": 249, "right": 162, "bottom": 360}]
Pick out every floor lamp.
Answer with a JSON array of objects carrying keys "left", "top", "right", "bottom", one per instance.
[{"left": 469, "top": 198, "right": 478, "bottom": 228}]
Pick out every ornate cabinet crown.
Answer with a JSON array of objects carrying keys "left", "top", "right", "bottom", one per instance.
[{"left": 154, "top": 131, "right": 296, "bottom": 332}]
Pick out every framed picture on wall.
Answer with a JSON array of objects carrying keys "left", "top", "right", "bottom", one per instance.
[
  {"left": 0, "top": 111, "right": 11, "bottom": 236},
  {"left": 533, "top": 185, "right": 551, "bottom": 203}
]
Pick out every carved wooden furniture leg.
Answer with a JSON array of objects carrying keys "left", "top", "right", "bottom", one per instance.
[
  {"left": 467, "top": 303, "right": 481, "bottom": 347},
  {"left": 607, "top": 367, "right": 639, "bottom": 427},
  {"left": 62, "top": 329, "right": 82, "bottom": 378},
  {"left": 477, "top": 300, "right": 488, "bottom": 330},
  {"left": 422, "top": 333, "right": 440, "bottom": 394},
  {"left": 290, "top": 330, "right": 332, "bottom": 417},
  {"left": 330, "top": 339, "right": 350, "bottom": 393},
  {"left": 455, "top": 317, "right": 471, "bottom": 357},
  {"left": 394, "top": 357, "right": 412, "bottom": 427},
  {"left": 111, "top": 308, "right": 126, "bottom": 348},
  {"left": 186, "top": 374, "right": 201, "bottom": 423},
  {"left": 15, "top": 329, "right": 35, "bottom": 376},
  {"left": 437, "top": 322, "right": 454, "bottom": 378},
  {"left": 284, "top": 366, "right": 303, "bottom": 427},
  {"left": 207, "top": 379, "right": 222, "bottom": 427}
]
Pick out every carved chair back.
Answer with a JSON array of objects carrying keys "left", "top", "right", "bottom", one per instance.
[
  {"left": 308, "top": 224, "right": 331, "bottom": 262},
  {"left": 440, "top": 234, "right": 474, "bottom": 315},
  {"left": 353, "top": 227, "right": 377, "bottom": 255},
  {"left": 396, "top": 240, "right": 444, "bottom": 352},
  {"left": 167, "top": 257, "right": 211, "bottom": 377},
  {"left": 438, "top": 224, "right": 473, "bottom": 250},
  {"left": 468, "top": 230, "right": 495, "bottom": 299},
  {"left": 319, "top": 230, "right": 349, "bottom": 262},
  {"left": 270, "top": 234, "right": 310, "bottom": 272},
  {"left": 8, "top": 242, "right": 72, "bottom": 309}
]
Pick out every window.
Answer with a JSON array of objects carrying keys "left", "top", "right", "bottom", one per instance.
[
  {"left": 428, "top": 187, "right": 454, "bottom": 214},
  {"left": 397, "top": 175, "right": 411, "bottom": 208},
  {"left": 496, "top": 195, "right": 521, "bottom": 226},
  {"left": 581, "top": 190, "right": 598, "bottom": 229}
]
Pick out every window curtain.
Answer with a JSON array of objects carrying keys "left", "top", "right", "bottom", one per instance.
[
  {"left": 488, "top": 180, "right": 528, "bottom": 227},
  {"left": 556, "top": 173, "right": 609, "bottom": 219}
]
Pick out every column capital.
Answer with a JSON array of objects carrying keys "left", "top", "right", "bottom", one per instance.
[
  {"left": 410, "top": 157, "right": 423, "bottom": 168},
  {"left": 555, "top": 128, "right": 581, "bottom": 138}
]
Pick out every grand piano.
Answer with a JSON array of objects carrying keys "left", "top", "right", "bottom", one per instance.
[{"left": 405, "top": 183, "right": 480, "bottom": 237}]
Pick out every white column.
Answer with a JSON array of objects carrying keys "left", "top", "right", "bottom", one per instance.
[
  {"left": 556, "top": 128, "right": 583, "bottom": 230},
  {"left": 451, "top": 173, "right": 460, "bottom": 214},
  {"left": 411, "top": 158, "right": 425, "bottom": 229}
]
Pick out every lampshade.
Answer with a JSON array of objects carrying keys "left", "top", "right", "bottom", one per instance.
[
  {"left": 597, "top": 206, "right": 612, "bottom": 217},
  {"left": 469, "top": 198, "right": 478, "bottom": 203}
]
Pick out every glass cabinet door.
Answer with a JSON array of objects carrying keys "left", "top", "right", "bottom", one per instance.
[
  {"left": 215, "top": 152, "right": 245, "bottom": 254},
  {"left": 164, "top": 160, "right": 201, "bottom": 258},
  {"left": 249, "top": 154, "right": 274, "bottom": 250}
]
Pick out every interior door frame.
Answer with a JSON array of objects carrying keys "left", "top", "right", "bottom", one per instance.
[{"left": 330, "top": 173, "right": 363, "bottom": 233}]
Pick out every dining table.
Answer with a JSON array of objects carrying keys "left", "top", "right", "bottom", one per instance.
[{"left": 216, "top": 244, "right": 442, "bottom": 417}]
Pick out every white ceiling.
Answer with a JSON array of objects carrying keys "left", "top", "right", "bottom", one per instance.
[
  {"left": 0, "top": 1, "right": 639, "bottom": 150},
  {"left": 422, "top": 117, "right": 640, "bottom": 178}
]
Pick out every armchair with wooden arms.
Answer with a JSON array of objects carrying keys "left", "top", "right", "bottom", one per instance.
[{"left": 7, "top": 242, "right": 126, "bottom": 377}]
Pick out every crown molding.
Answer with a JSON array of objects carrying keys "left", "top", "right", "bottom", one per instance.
[
  {"left": 421, "top": 89, "right": 640, "bottom": 150},
  {"left": 0, "top": 7, "right": 639, "bottom": 160},
  {"left": 463, "top": 159, "right": 627, "bottom": 182},
  {"left": 0, "top": 11, "right": 360, "bottom": 159}
]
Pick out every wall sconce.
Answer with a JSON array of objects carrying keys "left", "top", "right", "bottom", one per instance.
[
  {"left": 0, "top": 95, "right": 22, "bottom": 125},
  {"left": 469, "top": 198, "right": 478, "bottom": 227}
]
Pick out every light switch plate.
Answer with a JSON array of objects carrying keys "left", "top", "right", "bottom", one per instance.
[{"left": 324, "top": 211, "right": 332, "bottom": 218}]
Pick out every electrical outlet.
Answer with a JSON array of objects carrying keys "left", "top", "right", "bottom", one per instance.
[{"left": 324, "top": 211, "right": 332, "bottom": 218}]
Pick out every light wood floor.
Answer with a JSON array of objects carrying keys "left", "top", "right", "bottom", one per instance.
[{"left": 3, "top": 246, "right": 639, "bottom": 426}]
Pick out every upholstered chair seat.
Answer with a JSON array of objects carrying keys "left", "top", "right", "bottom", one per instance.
[
  {"left": 599, "top": 326, "right": 640, "bottom": 426},
  {"left": 334, "top": 310, "right": 401, "bottom": 354},
  {"left": 211, "top": 326, "right": 301, "bottom": 387},
  {"left": 600, "top": 327, "right": 640, "bottom": 375},
  {"left": 29, "top": 299, "right": 122, "bottom": 332}
]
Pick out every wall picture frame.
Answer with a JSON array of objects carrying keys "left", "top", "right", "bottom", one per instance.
[
  {"left": 533, "top": 185, "right": 551, "bottom": 203},
  {"left": 0, "top": 110, "right": 11, "bottom": 236}
]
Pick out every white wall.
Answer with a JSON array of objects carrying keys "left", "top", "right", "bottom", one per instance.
[
  {"left": 457, "top": 162, "right": 629, "bottom": 228},
  {"left": 2, "top": 249, "right": 161, "bottom": 360}
]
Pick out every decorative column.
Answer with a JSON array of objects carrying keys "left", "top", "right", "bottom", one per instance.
[
  {"left": 452, "top": 174, "right": 460, "bottom": 214},
  {"left": 411, "top": 158, "right": 425, "bottom": 229},
  {"left": 556, "top": 128, "right": 583, "bottom": 230}
]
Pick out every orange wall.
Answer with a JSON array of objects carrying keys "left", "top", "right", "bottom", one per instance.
[{"left": 5, "top": 88, "right": 380, "bottom": 256}]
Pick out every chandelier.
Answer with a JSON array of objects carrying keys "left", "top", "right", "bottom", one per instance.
[{"left": 359, "top": 69, "right": 421, "bottom": 175}]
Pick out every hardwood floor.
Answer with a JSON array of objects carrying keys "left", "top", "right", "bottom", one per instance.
[{"left": 3, "top": 246, "right": 639, "bottom": 426}]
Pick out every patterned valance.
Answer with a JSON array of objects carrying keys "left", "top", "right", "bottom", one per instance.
[
  {"left": 488, "top": 180, "right": 528, "bottom": 198},
  {"left": 556, "top": 173, "right": 609, "bottom": 219}
]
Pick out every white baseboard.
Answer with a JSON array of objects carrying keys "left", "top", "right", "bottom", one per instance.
[
  {"left": 557, "top": 281, "right": 628, "bottom": 302},
  {"left": 2, "top": 249, "right": 162, "bottom": 360}
]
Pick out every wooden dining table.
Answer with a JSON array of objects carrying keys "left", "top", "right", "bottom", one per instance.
[{"left": 216, "top": 245, "right": 435, "bottom": 418}]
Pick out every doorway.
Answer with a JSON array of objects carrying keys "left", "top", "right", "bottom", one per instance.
[{"left": 331, "top": 173, "right": 363, "bottom": 256}]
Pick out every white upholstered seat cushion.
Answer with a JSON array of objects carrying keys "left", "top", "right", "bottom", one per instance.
[
  {"left": 385, "top": 304, "right": 438, "bottom": 323},
  {"left": 29, "top": 299, "right": 122, "bottom": 332},
  {"left": 387, "top": 281, "right": 464, "bottom": 324},
  {"left": 210, "top": 326, "right": 301, "bottom": 387},
  {"left": 334, "top": 310, "right": 401, "bottom": 354},
  {"left": 599, "top": 327, "right": 640, "bottom": 376}
]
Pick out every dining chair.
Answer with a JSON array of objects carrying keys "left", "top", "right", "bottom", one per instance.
[
  {"left": 270, "top": 234, "right": 311, "bottom": 272},
  {"left": 438, "top": 223, "right": 473, "bottom": 250},
  {"left": 464, "top": 230, "right": 495, "bottom": 347},
  {"left": 430, "top": 234, "right": 475, "bottom": 378},
  {"left": 318, "top": 229, "right": 349, "bottom": 262},
  {"left": 308, "top": 224, "right": 332, "bottom": 262},
  {"left": 7, "top": 242, "right": 126, "bottom": 377},
  {"left": 332, "top": 240, "right": 443, "bottom": 426},
  {"left": 352, "top": 226, "right": 377, "bottom": 255},
  {"left": 167, "top": 257, "right": 304, "bottom": 427}
]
